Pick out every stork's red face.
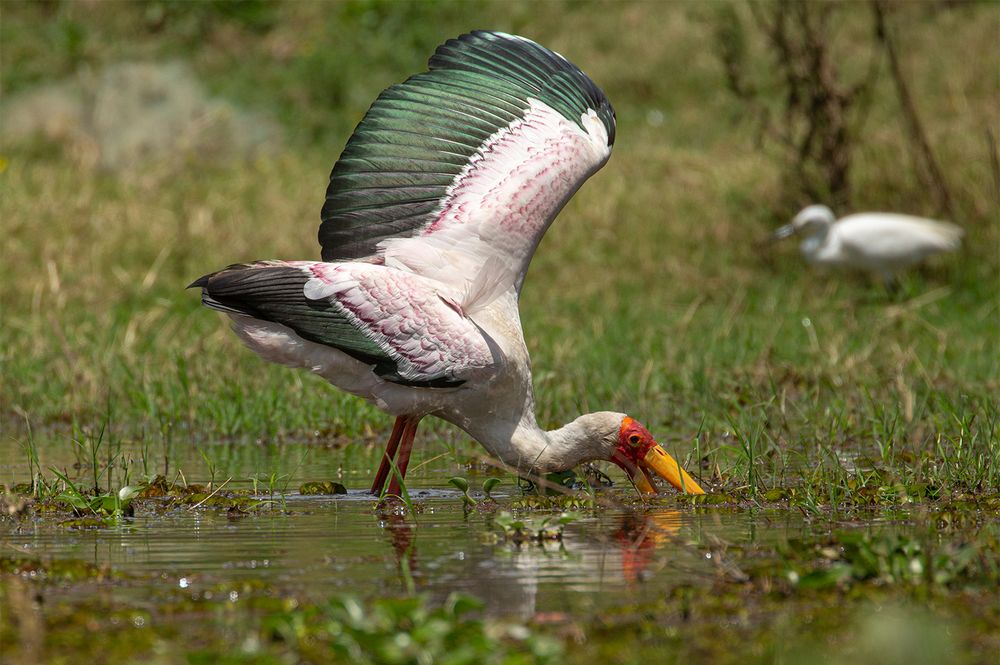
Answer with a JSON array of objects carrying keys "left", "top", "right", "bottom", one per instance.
[{"left": 610, "top": 417, "right": 705, "bottom": 495}]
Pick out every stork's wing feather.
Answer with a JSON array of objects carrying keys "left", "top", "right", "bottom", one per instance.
[
  {"left": 192, "top": 261, "right": 495, "bottom": 387},
  {"left": 319, "top": 31, "right": 616, "bottom": 292}
]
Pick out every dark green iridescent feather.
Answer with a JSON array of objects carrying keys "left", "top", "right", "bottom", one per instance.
[{"left": 319, "top": 31, "right": 615, "bottom": 262}]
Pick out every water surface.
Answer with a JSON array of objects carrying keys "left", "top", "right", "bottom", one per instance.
[{"left": 0, "top": 435, "right": 923, "bottom": 619}]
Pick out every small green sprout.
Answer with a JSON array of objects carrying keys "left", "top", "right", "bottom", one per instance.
[
  {"left": 448, "top": 476, "right": 476, "bottom": 507},
  {"left": 482, "top": 477, "right": 502, "bottom": 501}
]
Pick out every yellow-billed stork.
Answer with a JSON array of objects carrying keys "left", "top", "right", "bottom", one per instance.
[{"left": 191, "top": 31, "right": 704, "bottom": 497}]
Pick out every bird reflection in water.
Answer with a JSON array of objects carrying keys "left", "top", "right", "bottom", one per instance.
[
  {"left": 376, "top": 506, "right": 685, "bottom": 615},
  {"left": 614, "top": 510, "right": 682, "bottom": 584},
  {"left": 377, "top": 508, "right": 419, "bottom": 592}
]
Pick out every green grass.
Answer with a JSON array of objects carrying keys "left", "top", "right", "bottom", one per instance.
[{"left": 1, "top": 0, "right": 998, "bottom": 502}]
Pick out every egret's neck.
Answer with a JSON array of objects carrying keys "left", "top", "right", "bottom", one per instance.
[{"left": 800, "top": 221, "right": 832, "bottom": 258}]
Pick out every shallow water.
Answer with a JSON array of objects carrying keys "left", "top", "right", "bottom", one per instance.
[
  {"left": 3, "top": 492, "right": 816, "bottom": 617},
  {"left": 0, "top": 435, "right": 945, "bottom": 620}
]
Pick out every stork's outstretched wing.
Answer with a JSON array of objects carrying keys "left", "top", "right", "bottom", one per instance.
[{"left": 319, "top": 31, "right": 615, "bottom": 293}]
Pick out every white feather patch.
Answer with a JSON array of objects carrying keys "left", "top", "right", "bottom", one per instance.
[
  {"left": 303, "top": 269, "right": 355, "bottom": 301},
  {"left": 459, "top": 255, "right": 515, "bottom": 314}
]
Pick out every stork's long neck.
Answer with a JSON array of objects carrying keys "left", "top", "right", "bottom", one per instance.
[
  {"left": 464, "top": 411, "right": 620, "bottom": 475},
  {"left": 441, "top": 297, "right": 619, "bottom": 475}
]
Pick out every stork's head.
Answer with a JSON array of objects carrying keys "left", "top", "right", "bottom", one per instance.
[
  {"left": 772, "top": 204, "right": 836, "bottom": 241},
  {"left": 603, "top": 416, "right": 705, "bottom": 495}
]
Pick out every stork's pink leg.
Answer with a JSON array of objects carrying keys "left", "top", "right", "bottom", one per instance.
[
  {"left": 370, "top": 416, "right": 406, "bottom": 494},
  {"left": 386, "top": 416, "right": 421, "bottom": 497}
]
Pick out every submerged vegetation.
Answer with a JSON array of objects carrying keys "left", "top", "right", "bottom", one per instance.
[{"left": 1, "top": 1, "right": 997, "bottom": 663}]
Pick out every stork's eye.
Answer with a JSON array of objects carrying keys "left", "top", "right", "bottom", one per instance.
[{"left": 628, "top": 434, "right": 642, "bottom": 446}]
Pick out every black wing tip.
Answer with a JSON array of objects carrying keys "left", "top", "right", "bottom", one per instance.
[
  {"left": 461, "top": 30, "right": 530, "bottom": 46},
  {"left": 187, "top": 262, "right": 258, "bottom": 290},
  {"left": 188, "top": 268, "right": 244, "bottom": 315},
  {"left": 454, "top": 30, "right": 544, "bottom": 49},
  {"left": 433, "top": 30, "right": 564, "bottom": 71},
  {"left": 434, "top": 30, "right": 616, "bottom": 145},
  {"left": 190, "top": 262, "right": 311, "bottom": 319},
  {"left": 188, "top": 274, "right": 213, "bottom": 289}
]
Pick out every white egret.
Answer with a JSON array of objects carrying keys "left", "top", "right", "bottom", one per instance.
[{"left": 772, "top": 205, "right": 963, "bottom": 286}]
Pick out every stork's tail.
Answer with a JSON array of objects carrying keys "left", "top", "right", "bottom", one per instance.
[
  {"left": 188, "top": 261, "right": 405, "bottom": 376},
  {"left": 188, "top": 262, "right": 287, "bottom": 316}
]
